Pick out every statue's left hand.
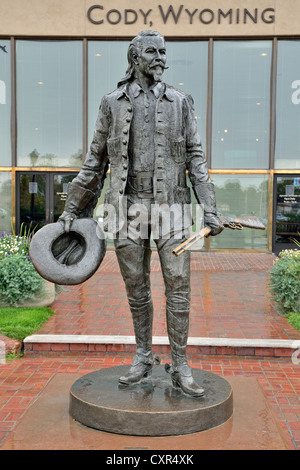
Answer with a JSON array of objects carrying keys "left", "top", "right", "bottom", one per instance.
[
  {"left": 58, "top": 211, "right": 77, "bottom": 233},
  {"left": 204, "top": 213, "right": 224, "bottom": 236}
]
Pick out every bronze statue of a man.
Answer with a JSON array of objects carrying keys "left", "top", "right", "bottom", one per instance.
[{"left": 59, "top": 31, "right": 223, "bottom": 397}]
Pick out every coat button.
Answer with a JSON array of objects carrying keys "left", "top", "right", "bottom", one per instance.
[
  {"left": 127, "top": 107, "right": 132, "bottom": 112},
  {"left": 119, "top": 188, "right": 123, "bottom": 194},
  {"left": 123, "top": 139, "right": 127, "bottom": 145},
  {"left": 121, "top": 176, "right": 126, "bottom": 181},
  {"left": 126, "top": 117, "right": 131, "bottom": 123}
]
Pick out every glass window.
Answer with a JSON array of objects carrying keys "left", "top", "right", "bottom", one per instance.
[
  {"left": 88, "top": 41, "right": 129, "bottom": 144},
  {"left": 210, "top": 174, "right": 268, "bottom": 249},
  {"left": 53, "top": 174, "right": 76, "bottom": 222},
  {"left": 0, "top": 172, "right": 11, "bottom": 234},
  {"left": 275, "top": 41, "right": 300, "bottom": 169},
  {"left": 212, "top": 41, "right": 272, "bottom": 169},
  {"left": 164, "top": 41, "right": 208, "bottom": 152},
  {"left": 19, "top": 173, "right": 47, "bottom": 232},
  {"left": 0, "top": 40, "right": 11, "bottom": 166},
  {"left": 16, "top": 41, "right": 83, "bottom": 168},
  {"left": 274, "top": 175, "right": 300, "bottom": 253}
]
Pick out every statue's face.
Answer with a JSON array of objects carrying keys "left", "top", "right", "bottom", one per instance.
[{"left": 134, "top": 35, "right": 167, "bottom": 82}]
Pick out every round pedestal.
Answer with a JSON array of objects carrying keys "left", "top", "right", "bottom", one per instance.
[{"left": 70, "top": 365, "right": 233, "bottom": 436}]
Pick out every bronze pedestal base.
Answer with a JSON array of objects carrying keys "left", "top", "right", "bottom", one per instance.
[{"left": 69, "top": 365, "right": 233, "bottom": 436}]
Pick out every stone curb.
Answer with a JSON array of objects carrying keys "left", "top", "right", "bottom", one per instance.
[{"left": 23, "top": 334, "right": 300, "bottom": 358}]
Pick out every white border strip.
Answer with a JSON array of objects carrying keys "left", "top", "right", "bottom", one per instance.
[{"left": 23, "top": 334, "right": 300, "bottom": 349}]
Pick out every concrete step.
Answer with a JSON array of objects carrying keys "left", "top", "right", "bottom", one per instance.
[{"left": 23, "top": 334, "right": 300, "bottom": 359}]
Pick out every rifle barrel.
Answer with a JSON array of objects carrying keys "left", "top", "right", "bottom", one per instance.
[{"left": 173, "top": 227, "right": 211, "bottom": 256}]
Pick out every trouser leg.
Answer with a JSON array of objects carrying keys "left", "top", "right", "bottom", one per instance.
[
  {"left": 156, "top": 235, "right": 191, "bottom": 369},
  {"left": 156, "top": 235, "right": 204, "bottom": 397},
  {"left": 114, "top": 236, "right": 154, "bottom": 383}
]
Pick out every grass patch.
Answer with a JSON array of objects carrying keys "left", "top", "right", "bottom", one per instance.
[
  {"left": 0, "top": 306, "right": 54, "bottom": 342},
  {"left": 287, "top": 312, "right": 300, "bottom": 333}
]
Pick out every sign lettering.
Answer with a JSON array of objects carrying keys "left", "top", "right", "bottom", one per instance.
[{"left": 87, "top": 4, "right": 275, "bottom": 26}]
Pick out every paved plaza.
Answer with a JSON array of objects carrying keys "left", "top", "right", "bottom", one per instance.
[{"left": 0, "top": 252, "right": 299, "bottom": 450}]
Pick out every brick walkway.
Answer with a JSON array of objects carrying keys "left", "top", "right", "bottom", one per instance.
[
  {"left": 0, "top": 251, "right": 300, "bottom": 450},
  {"left": 37, "top": 251, "right": 300, "bottom": 340},
  {"left": 0, "top": 354, "right": 299, "bottom": 449}
]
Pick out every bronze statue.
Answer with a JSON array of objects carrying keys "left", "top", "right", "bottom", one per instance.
[{"left": 59, "top": 31, "right": 224, "bottom": 397}]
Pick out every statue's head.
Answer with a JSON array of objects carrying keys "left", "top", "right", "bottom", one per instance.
[{"left": 118, "top": 31, "right": 167, "bottom": 87}]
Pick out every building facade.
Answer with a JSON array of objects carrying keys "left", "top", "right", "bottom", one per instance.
[{"left": 0, "top": 0, "right": 299, "bottom": 252}]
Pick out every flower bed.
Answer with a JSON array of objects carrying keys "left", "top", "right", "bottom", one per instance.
[
  {"left": 277, "top": 248, "right": 300, "bottom": 262},
  {"left": 0, "top": 228, "right": 55, "bottom": 307},
  {"left": 0, "top": 230, "right": 31, "bottom": 259}
]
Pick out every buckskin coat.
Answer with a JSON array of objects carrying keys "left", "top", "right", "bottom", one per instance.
[{"left": 64, "top": 81, "right": 216, "bottom": 232}]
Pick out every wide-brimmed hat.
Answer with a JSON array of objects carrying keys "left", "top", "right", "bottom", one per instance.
[{"left": 29, "top": 218, "right": 106, "bottom": 285}]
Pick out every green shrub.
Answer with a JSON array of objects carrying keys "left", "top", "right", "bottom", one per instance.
[
  {"left": 269, "top": 251, "right": 300, "bottom": 315},
  {"left": 0, "top": 254, "right": 43, "bottom": 306}
]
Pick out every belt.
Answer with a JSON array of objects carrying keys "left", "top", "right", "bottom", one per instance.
[{"left": 126, "top": 172, "right": 154, "bottom": 198}]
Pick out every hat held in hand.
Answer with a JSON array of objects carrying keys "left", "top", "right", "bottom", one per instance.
[{"left": 29, "top": 218, "right": 106, "bottom": 285}]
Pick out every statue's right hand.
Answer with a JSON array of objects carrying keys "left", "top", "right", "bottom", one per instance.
[{"left": 58, "top": 211, "right": 77, "bottom": 233}]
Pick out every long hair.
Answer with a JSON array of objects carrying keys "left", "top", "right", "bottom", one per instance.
[{"left": 117, "top": 31, "right": 165, "bottom": 88}]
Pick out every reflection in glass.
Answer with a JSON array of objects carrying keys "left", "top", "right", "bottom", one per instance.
[
  {"left": 212, "top": 41, "right": 272, "bottom": 169},
  {"left": 275, "top": 41, "right": 300, "bottom": 169},
  {"left": 275, "top": 176, "right": 300, "bottom": 252},
  {"left": 164, "top": 41, "right": 208, "bottom": 152},
  {"left": 88, "top": 41, "right": 129, "bottom": 145},
  {"left": 0, "top": 173, "right": 11, "bottom": 233},
  {"left": 0, "top": 40, "right": 11, "bottom": 166},
  {"left": 210, "top": 175, "right": 268, "bottom": 249},
  {"left": 19, "top": 174, "right": 47, "bottom": 232},
  {"left": 17, "top": 41, "right": 83, "bottom": 168}
]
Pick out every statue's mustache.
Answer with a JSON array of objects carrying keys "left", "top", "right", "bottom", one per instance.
[{"left": 150, "top": 62, "right": 169, "bottom": 70}]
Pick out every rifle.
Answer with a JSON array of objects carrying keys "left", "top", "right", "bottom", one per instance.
[{"left": 172, "top": 215, "right": 266, "bottom": 257}]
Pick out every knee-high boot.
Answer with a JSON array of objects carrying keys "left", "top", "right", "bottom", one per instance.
[
  {"left": 119, "top": 292, "right": 155, "bottom": 384},
  {"left": 166, "top": 300, "right": 205, "bottom": 397}
]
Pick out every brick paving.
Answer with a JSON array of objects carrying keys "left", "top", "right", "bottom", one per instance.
[
  {"left": 37, "top": 251, "right": 300, "bottom": 341},
  {"left": 0, "top": 251, "right": 299, "bottom": 450},
  {"left": 0, "top": 354, "right": 299, "bottom": 449}
]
